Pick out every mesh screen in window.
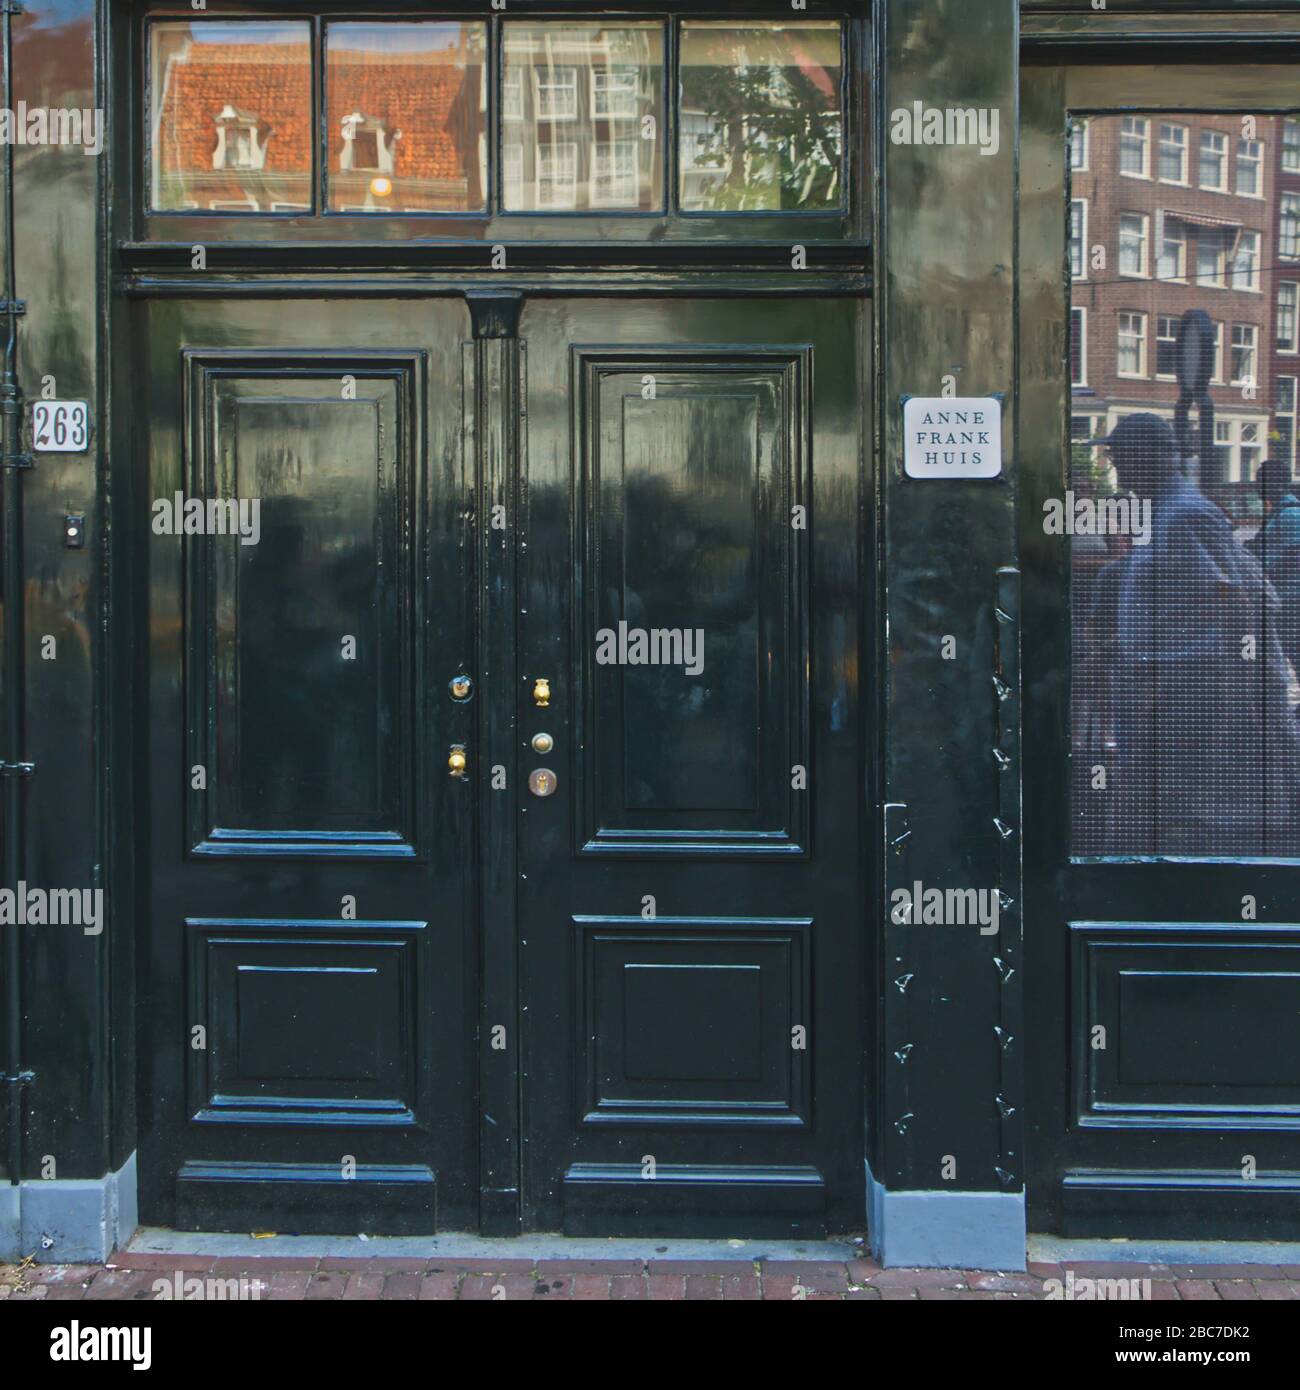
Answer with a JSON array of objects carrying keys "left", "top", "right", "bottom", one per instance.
[{"left": 1068, "top": 112, "right": 1300, "bottom": 857}]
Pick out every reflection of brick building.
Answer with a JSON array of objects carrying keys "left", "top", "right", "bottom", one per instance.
[
  {"left": 1070, "top": 113, "right": 1277, "bottom": 493},
  {"left": 1270, "top": 117, "right": 1300, "bottom": 476},
  {"left": 150, "top": 23, "right": 483, "bottom": 213}
]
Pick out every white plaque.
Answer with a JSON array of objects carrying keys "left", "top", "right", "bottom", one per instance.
[
  {"left": 903, "top": 396, "right": 1002, "bottom": 479},
  {"left": 32, "top": 400, "right": 90, "bottom": 453}
]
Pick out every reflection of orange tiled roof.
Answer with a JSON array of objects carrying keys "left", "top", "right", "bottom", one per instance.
[
  {"left": 326, "top": 51, "right": 476, "bottom": 182},
  {"left": 157, "top": 41, "right": 478, "bottom": 182},
  {"left": 158, "top": 44, "right": 311, "bottom": 173}
]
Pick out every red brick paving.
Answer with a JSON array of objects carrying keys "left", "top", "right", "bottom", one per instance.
[{"left": 5, "top": 1253, "right": 1300, "bottom": 1300}]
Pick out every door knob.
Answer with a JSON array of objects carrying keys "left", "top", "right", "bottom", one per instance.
[
  {"left": 448, "top": 744, "right": 468, "bottom": 778},
  {"left": 532, "top": 677, "right": 551, "bottom": 707}
]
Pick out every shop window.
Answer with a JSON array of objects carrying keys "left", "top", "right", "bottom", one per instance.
[
  {"left": 149, "top": 20, "right": 311, "bottom": 213},
  {"left": 501, "top": 22, "right": 663, "bottom": 212},
  {"left": 678, "top": 21, "right": 843, "bottom": 213},
  {"left": 326, "top": 22, "right": 486, "bottom": 214},
  {"left": 1068, "top": 110, "right": 1300, "bottom": 858}
]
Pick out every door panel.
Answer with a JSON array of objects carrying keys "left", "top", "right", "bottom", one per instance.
[
  {"left": 518, "top": 298, "right": 869, "bottom": 1236},
  {"left": 139, "top": 298, "right": 476, "bottom": 1233}
]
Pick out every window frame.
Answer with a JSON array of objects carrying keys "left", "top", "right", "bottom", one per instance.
[{"left": 135, "top": 6, "right": 862, "bottom": 244}]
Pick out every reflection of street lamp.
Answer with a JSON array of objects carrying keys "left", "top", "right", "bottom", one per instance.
[
  {"left": 1175, "top": 308, "right": 1217, "bottom": 484},
  {"left": 369, "top": 176, "right": 392, "bottom": 198}
]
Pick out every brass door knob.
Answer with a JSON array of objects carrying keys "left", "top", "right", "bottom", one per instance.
[
  {"left": 532, "top": 677, "right": 551, "bottom": 707},
  {"left": 448, "top": 745, "right": 468, "bottom": 778}
]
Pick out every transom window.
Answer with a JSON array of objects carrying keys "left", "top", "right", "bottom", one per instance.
[{"left": 146, "top": 15, "right": 847, "bottom": 220}]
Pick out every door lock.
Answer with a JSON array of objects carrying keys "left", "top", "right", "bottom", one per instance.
[
  {"left": 528, "top": 768, "right": 558, "bottom": 797},
  {"left": 449, "top": 674, "right": 473, "bottom": 702},
  {"left": 448, "top": 744, "right": 468, "bottom": 778},
  {"left": 532, "top": 677, "right": 551, "bottom": 707}
]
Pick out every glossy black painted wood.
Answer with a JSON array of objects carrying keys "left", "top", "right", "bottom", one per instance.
[
  {"left": 136, "top": 297, "right": 477, "bottom": 1232},
  {"left": 518, "top": 296, "right": 870, "bottom": 1235}
]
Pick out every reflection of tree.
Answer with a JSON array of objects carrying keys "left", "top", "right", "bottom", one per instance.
[{"left": 681, "top": 56, "right": 839, "bottom": 210}]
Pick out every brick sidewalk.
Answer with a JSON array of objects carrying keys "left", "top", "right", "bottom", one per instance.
[{"left": 5, "top": 1254, "right": 1300, "bottom": 1300}]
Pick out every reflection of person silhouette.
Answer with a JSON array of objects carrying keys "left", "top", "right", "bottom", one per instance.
[
  {"left": 1098, "top": 414, "right": 1300, "bottom": 855},
  {"left": 1249, "top": 459, "right": 1300, "bottom": 681}
]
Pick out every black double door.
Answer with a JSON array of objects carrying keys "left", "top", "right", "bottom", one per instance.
[{"left": 137, "top": 291, "right": 869, "bottom": 1236}]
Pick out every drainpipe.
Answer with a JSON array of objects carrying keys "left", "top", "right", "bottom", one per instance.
[{"left": 0, "top": 0, "right": 30, "bottom": 1191}]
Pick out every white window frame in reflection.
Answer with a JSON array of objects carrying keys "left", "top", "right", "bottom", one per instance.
[
  {"left": 502, "top": 68, "right": 524, "bottom": 122},
  {"left": 534, "top": 66, "right": 578, "bottom": 121},
  {"left": 1157, "top": 122, "right": 1188, "bottom": 184},
  {"left": 1285, "top": 118, "right": 1300, "bottom": 174},
  {"left": 1156, "top": 315, "right": 1178, "bottom": 379},
  {"left": 1236, "top": 138, "right": 1263, "bottom": 197},
  {"left": 1119, "top": 212, "right": 1149, "bottom": 278},
  {"left": 591, "top": 66, "right": 639, "bottom": 119},
  {"left": 1282, "top": 193, "right": 1300, "bottom": 260},
  {"left": 1156, "top": 213, "right": 1186, "bottom": 281},
  {"left": 1070, "top": 198, "right": 1087, "bottom": 280},
  {"left": 591, "top": 137, "right": 638, "bottom": 207},
  {"left": 535, "top": 140, "right": 578, "bottom": 208},
  {"left": 1276, "top": 377, "right": 1298, "bottom": 470},
  {"left": 1117, "top": 310, "right": 1147, "bottom": 377},
  {"left": 1231, "top": 323, "right": 1258, "bottom": 385},
  {"left": 1119, "top": 116, "right": 1149, "bottom": 178},
  {"left": 1069, "top": 118, "right": 1089, "bottom": 172},
  {"left": 1070, "top": 306, "right": 1087, "bottom": 387},
  {"left": 1199, "top": 130, "right": 1228, "bottom": 191},
  {"left": 1280, "top": 283, "right": 1300, "bottom": 353},
  {"left": 1197, "top": 228, "right": 1227, "bottom": 288},
  {"left": 1232, "top": 229, "right": 1261, "bottom": 292}
]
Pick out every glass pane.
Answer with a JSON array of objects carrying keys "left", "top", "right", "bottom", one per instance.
[
  {"left": 1068, "top": 111, "right": 1300, "bottom": 857},
  {"left": 149, "top": 21, "right": 312, "bottom": 213},
  {"left": 501, "top": 22, "right": 663, "bottom": 212},
  {"left": 327, "top": 23, "right": 486, "bottom": 214},
  {"left": 679, "top": 21, "right": 842, "bottom": 213}
]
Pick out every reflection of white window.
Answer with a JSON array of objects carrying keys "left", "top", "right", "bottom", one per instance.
[
  {"left": 1068, "top": 118, "right": 1089, "bottom": 171},
  {"left": 1156, "top": 214, "right": 1186, "bottom": 280},
  {"left": 1118, "top": 311, "right": 1147, "bottom": 377},
  {"left": 503, "top": 142, "right": 524, "bottom": 207},
  {"left": 592, "top": 67, "right": 639, "bottom": 118},
  {"left": 1199, "top": 130, "right": 1227, "bottom": 190},
  {"left": 591, "top": 139, "right": 638, "bottom": 206},
  {"left": 1282, "top": 193, "right": 1300, "bottom": 260},
  {"left": 1120, "top": 116, "right": 1148, "bottom": 176},
  {"left": 213, "top": 106, "right": 266, "bottom": 171},
  {"left": 1216, "top": 416, "right": 1265, "bottom": 482},
  {"left": 1279, "top": 284, "right": 1299, "bottom": 353},
  {"left": 1070, "top": 199, "right": 1087, "bottom": 279},
  {"left": 1236, "top": 139, "right": 1262, "bottom": 196},
  {"left": 1070, "top": 307, "right": 1087, "bottom": 386},
  {"left": 1232, "top": 230, "right": 1260, "bottom": 291},
  {"left": 534, "top": 67, "right": 578, "bottom": 120},
  {"left": 1156, "top": 316, "right": 1178, "bottom": 378},
  {"left": 1285, "top": 119, "right": 1300, "bottom": 174},
  {"left": 1231, "top": 323, "right": 1258, "bottom": 385},
  {"left": 535, "top": 141, "right": 577, "bottom": 207},
  {"left": 1212, "top": 321, "right": 1225, "bottom": 383},
  {"left": 502, "top": 70, "right": 524, "bottom": 122},
  {"left": 1197, "top": 229, "right": 1226, "bottom": 287},
  {"left": 1119, "top": 213, "right": 1148, "bottom": 277},
  {"left": 1158, "top": 123, "right": 1187, "bottom": 183},
  {"left": 1276, "top": 377, "right": 1298, "bottom": 469},
  {"left": 339, "top": 112, "right": 397, "bottom": 174}
]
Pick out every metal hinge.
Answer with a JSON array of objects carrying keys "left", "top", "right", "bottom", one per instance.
[
  {"left": 0, "top": 452, "right": 32, "bottom": 470},
  {"left": 0, "top": 3, "right": 25, "bottom": 15},
  {"left": 2, "top": 1070, "right": 35, "bottom": 1086},
  {"left": 0, "top": 298, "right": 24, "bottom": 316},
  {"left": 0, "top": 760, "right": 35, "bottom": 777}
]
